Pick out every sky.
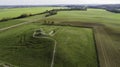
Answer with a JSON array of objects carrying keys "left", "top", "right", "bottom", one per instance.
[{"left": 0, "top": 0, "right": 120, "bottom": 5}]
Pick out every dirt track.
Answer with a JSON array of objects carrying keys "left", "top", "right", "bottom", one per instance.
[
  {"left": 0, "top": 19, "right": 41, "bottom": 32},
  {"left": 59, "top": 22, "right": 120, "bottom": 67}
]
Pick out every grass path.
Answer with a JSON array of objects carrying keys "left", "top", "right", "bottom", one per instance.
[{"left": 0, "top": 18, "right": 41, "bottom": 32}]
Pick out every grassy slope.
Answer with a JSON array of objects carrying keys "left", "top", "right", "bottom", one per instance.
[
  {"left": 44, "top": 8, "right": 120, "bottom": 51},
  {"left": 0, "top": 23, "right": 97, "bottom": 67},
  {"left": 0, "top": 7, "right": 65, "bottom": 29},
  {"left": 46, "top": 9, "right": 120, "bottom": 23},
  {"left": 0, "top": 12, "right": 45, "bottom": 29},
  {"left": 0, "top": 24, "right": 54, "bottom": 67},
  {"left": 0, "top": 7, "right": 61, "bottom": 19},
  {"left": 0, "top": 7, "right": 61, "bottom": 29},
  {"left": 0, "top": 8, "right": 119, "bottom": 67}
]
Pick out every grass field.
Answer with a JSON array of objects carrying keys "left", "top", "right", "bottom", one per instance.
[
  {"left": 0, "top": 7, "right": 120, "bottom": 67},
  {"left": 45, "top": 9, "right": 120, "bottom": 23},
  {"left": 43, "top": 8, "right": 120, "bottom": 48},
  {"left": 0, "top": 7, "right": 61, "bottom": 20},
  {"left": 0, "top": 22, "right": 98, "bottom": 67},
  {"left": 53, "top": 26, "right": 97, "bottom": 67},
  {"left": 40, "top": 8, "right": 120, "bottom": 67}
]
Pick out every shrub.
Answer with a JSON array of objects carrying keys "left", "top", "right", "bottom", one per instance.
[
  {"left": 0, "top": 17, "right": 12, "bottom": 22},
  {"left": 17, "top": 13, "right": 31, "bottom": 18}
]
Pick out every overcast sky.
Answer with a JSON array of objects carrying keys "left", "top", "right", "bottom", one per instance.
[{"left": 0, "top": 0, "right": 120, "bottom": 5}]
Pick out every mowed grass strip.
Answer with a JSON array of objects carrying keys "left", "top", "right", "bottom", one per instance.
[{"left": 52, "top": 26, "right": 98, "bottom": 67}]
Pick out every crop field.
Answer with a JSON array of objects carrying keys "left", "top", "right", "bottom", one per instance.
[{"left": 0, "top": 7, "right": 120, "bottom": 67}]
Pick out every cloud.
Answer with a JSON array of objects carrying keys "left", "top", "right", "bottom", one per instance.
[{"left": 0, "top": 0, "right": 120, "bottom": 5}]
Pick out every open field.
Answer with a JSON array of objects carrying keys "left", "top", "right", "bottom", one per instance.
[
  {"left": 0, "top": 7, "right": 61, "bottom": 20},
  {"left": 60, "top": 22, "right": 120, "bottom": 67},
  {"left": 0, "top": 7, "right": 120, "bottom": 67},
  {"left": 45, "top": 9, "right": 120, "bottom": 23},
  {"left": 0, "top": 22, "right": 97, "bottom": 67}
]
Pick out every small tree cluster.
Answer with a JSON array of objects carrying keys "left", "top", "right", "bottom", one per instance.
[
  {"left": 17, "top": 13, "right": 33, "bottom": 18},
  {"left": 45, "top": 10, "right": 57, "bottom": 17},
  {"left": 42, "top": 20, "right": 55, "bottom": 25}
]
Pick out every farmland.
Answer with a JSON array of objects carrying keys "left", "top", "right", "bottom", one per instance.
[
  {"left": 0, "top": 7, "right": 61, "bottom": 19},
  {"left": 0, "top": 23, "right": 97, "bottom": 67},
  {"left": 0, "top": 7, "right": 120, "bottom": 67}
]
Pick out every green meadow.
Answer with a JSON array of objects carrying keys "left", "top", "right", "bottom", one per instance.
[{"left": 0, "top": 7, "right": 120, "bottom": 67}]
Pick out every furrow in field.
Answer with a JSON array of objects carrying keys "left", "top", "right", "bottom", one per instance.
[{"left": 94, "top": 26, "right": 120, "bottom": 67}]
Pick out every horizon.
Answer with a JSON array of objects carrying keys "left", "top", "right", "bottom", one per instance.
[
  {"left": 0, "top": 0, "right": 120, "bottom": 5},
  {"left": 0, "top": 3, "right": 120, "bottom": 6}
]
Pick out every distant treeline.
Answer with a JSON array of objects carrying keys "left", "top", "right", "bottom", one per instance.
[
  {"left": 87, "top": 4, "right": 120, "bottom": 13},
  {"left": 105, "top": 8, "right": 120, "bottom": 13},
  {"left": 45, "top": 7, "right": 87, "bottom": 17}
]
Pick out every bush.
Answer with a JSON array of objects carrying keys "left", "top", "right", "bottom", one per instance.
[
  {"left": 45, "top": 11, "right": 57, "bottom": 17},
  {"left": 17, "top": 13, "right": 32, "bottom": 18},
  {"left": 0, "top": 17, "right": 12, "bottom": 22}
]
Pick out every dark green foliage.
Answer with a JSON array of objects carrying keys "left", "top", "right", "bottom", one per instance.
[
  {"left": 17, "top": 13, "right": 32, "bottom": 18},
  {"left": 45, "top": 10, "right": 57, "bottom": 17},
  {"left": 0, "top": 17, "right": 13, "bottom": 22},
  {"left": 106, "top": 9, "right": 120, "bottom": 13},
  {"left": 42, "top": 21, "right": 55, "bottom": 25}
]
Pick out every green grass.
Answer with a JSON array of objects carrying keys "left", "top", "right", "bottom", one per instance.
[
  {"left": 0, "top": 7, "right": 61, "bottom": 20},
  {"left": 0, "top": 13, "right": 45, "bottom": 29},
  {"left": 52, "top": 26, "right": 97, "bottom": 67},
  {"left": 0, "top": 23, "right": 97, "bottom": 67},
  {"left": 0, "top": 20, "right": 24, "bottom": 28},
  {"left": 45, "top": 9, "right": 120, "bottom": 24},
  {"left": 43, "top": 8, "right": 120, "bottom": 47},
  {"left": 0, "top": 24, "right": 54, "bottom": 67},
  {"left": 0, "top": 8, "right": 120, "bottom": 67}
]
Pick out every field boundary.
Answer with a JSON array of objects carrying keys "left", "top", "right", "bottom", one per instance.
[
  {"left": 43, "top": 22, "right": 119, "bottom": 67},
  {"left": 43, "top": 24, "right": 100, "bottom": 67}
]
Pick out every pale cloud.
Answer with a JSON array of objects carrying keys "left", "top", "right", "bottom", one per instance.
[{"left": 0, "top": 0, "right": 120, "bottom": 5}]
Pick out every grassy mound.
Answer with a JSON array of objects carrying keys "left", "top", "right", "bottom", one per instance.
[{"left": 0, "top": 28, "right": 54, "bottom": 67}]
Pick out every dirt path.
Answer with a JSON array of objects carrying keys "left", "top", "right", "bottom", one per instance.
[
  {"left": 50, "top": 39, "right": 57, "bottom": 67},
  {"left": 0, "top": 19, "right": 41, "bottom": 32}
]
